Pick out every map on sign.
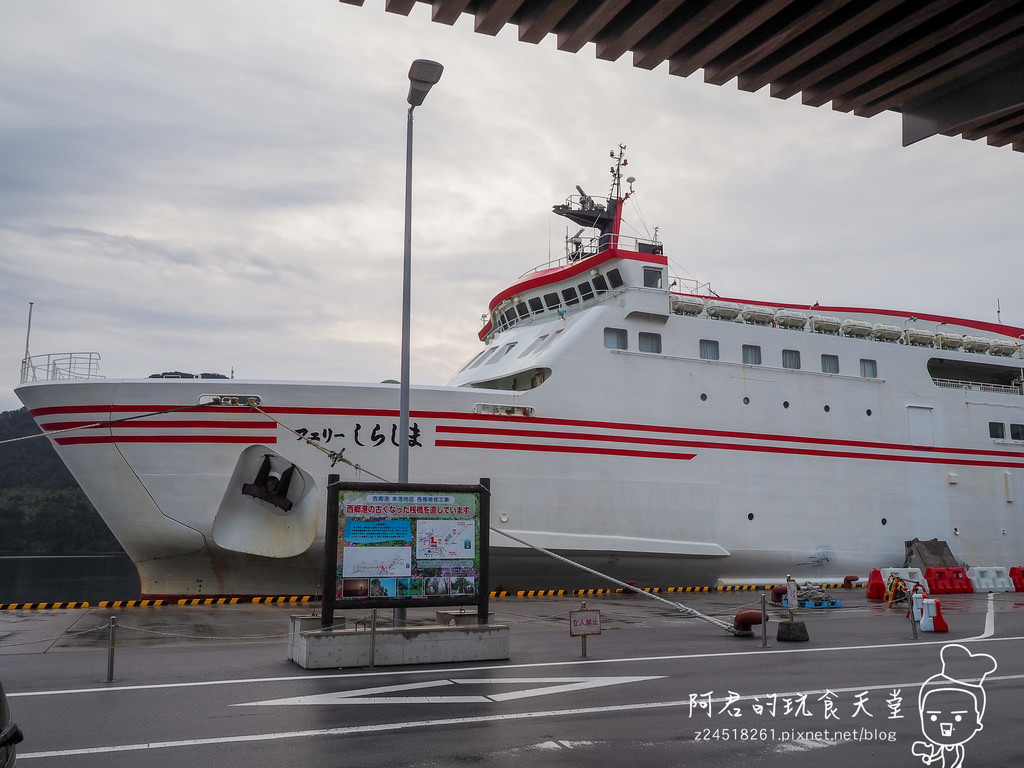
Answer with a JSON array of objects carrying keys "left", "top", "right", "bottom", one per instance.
[
  {"left": 341, "top": 546, "right": 412, "bottom": 578},
  {"left": 416, "top": 520, "right": 476, "bottom": 560}
]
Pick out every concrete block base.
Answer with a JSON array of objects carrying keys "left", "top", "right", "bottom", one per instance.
[
  {"left": 289, "top": 617, "right": 510, "bottom": 669},
  {"left": 435, "top": 610, "right": 494, "bottom": 626}
]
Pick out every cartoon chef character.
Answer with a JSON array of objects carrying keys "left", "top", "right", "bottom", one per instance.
[{"left": 912, "top": 644, "right": 997, "bottom": 768}]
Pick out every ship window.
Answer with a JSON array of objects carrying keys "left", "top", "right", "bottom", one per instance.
[
  {"left": 643, "top": 267, "right": 663, "bottom": 289},
  {"left": 518, "top": 334, "right": 548, "bottom": 357},
  {"left": 604, "top": 327, "right": 627, "bottom": 350},
  {"left": 699, "top": 339, "right": 719, "bottom": 361},
  {"left": 860, "top": 359, "right": 878, "bottom": 378},
  {"left": 742, "top": 345, "right": 762, "bottom": 365},
  {"left": 990, "top": 422, "right": 1005, "bottom": 439},
  {"left": 502, "top": 308, "right": 517, "bottom": 327},
  {"left": 592, "top": 275, "right": 609, "bottom": 294},
  {"left": 821, "top": 354, "right": 840, "bottom": 374},
  {"left": 1011, "top": 424, "right": 1024, "bottom": 441},
  {"left": 544, "top": 292, "right": 561, "bottom": 309},
  {"left": 515, "top": 302, "right": 529, "bottom": 318},
  {"left": 639, "top": 332, "right": 662, "bottom": 354},
  {"left": 562, "top": 287, "right": 580, "bottom": 306},
  {"left": 460, "top": 350, "right": 488, "bottom": 371},
  {"left": 474, "top": 347, "right": 500, "bottom": 367},
  {"left": 528, "top": 297, "right": 544, "bottom": 314},
  {"left": 782, "top": 349, "right": 801, "bottom": 370},
  {"left": 607, "top": 269, "right": 624, "bottom": 289},
  {"left": 578, "top": 281, "right": 595, "bottom": 301},
  {"left": 487, "top": 342, "right": 516, "bottom": 363}
]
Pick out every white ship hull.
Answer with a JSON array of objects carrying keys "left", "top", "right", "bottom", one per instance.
[{"left": 16, "top": 164, "right": 1024, "bottom": 596}]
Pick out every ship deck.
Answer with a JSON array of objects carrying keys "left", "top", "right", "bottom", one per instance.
[{"left": 4, "top": 589, "right": 1024, "bottom": 767}]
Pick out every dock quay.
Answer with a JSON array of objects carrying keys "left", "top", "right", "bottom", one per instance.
[{"left": 3, "top": 588, "right": 1023, "bottom": 767}]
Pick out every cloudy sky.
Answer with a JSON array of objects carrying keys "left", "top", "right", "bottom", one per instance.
[{"left": 2, "top": 1, "right": 1022, "bottom": 414}]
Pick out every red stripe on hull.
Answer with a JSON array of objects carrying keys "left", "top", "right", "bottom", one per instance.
[
  {"left": 54, "top": 435, "right": 278, "bottom": 446},
  {"left": 434, "top": 439, "right": 696, "bottom": 461}
]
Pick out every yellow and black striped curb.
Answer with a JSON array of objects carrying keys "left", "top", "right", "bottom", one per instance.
[
  {"left": 0, "top": 596, "right": 321, "bottom": 610},
  {"left": 2, "top": 584, "right": 865, "bottom": 609}
]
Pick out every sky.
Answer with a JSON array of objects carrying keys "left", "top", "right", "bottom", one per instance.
[{"left": 2, "top": 1, "right": 1022, "bottom": 414}]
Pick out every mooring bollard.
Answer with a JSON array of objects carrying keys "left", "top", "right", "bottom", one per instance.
[{"left": 106, "top": 615, "right": 117, "bottom": 682}]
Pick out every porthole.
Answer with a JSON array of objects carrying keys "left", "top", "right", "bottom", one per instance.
[
  {"left": 783, "top": 401, "right": 790, "bottom": 409},
  {"left": 881, "top": 518, "right": 887, "bottom": 526},
  {"left": 953, "top": 527, "right": 960, "bottom": 535},
  {"left": 743, "top": 397, "right": 750, "bottom": 405},
  {"left": 747, "top": 513, "right": 754, "bottom": 521},
  {"left": 866, "top": 409, "right": 872, "bottom": 416},
  {"left": 823, "top": 404, "right": 831, "bottom": 413},
  {"left": 700, "top": 393, "right": 708, "bottom": 401}
]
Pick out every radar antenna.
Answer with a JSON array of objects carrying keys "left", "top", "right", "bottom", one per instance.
[{"left": 609, "top": 144, "right": 629, "bottom": 199}]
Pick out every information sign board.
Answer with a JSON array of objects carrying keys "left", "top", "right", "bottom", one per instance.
[{"left": 322, "top": 480, "right": 490, "bottom": 619}]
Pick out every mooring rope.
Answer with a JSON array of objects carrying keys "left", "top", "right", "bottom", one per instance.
[
  {"left": 246, "top": 401, "right": 391, "bottom": 482},
  {"left": 490, "top": 528, "right": 740, "bottom": 635},
  {"left": 0, "top": 403, "right": 218, "bottom": 447}
]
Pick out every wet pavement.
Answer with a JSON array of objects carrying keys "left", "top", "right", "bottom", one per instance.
[{"left": 3, "top": 588, "right": 1024, "bottom": 767}]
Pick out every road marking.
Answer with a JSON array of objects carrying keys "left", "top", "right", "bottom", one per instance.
[
  {"left": 11, "top": 633, "right": 1024, "bottom": 699},
  {"left": 22, "top": 673, "right": 1024, "bottom": 760},
  {"left": 20, "top": 671, "right": 1024, "bottom": 760},
  {"left": 236, "top": 676, "right": 662, "bottom": 706}
]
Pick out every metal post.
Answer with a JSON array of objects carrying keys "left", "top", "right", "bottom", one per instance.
[
  {"left": 761, "top": 592, "right": 768, "bottom": 648},
  {"left": 369, "top": 608, "right": 378, "bottom": 668},
  {"left": 399, "top": 105, "right": 414, "bottom": 485},
  {"left": 106, "top": 615, "right": 117, "bottom": 682},
  {"left": 580, "top": 600, "right": 587, "bottom": 658},
  {"left": 395, "top": 105, "right": 416, "bottom": 633}
]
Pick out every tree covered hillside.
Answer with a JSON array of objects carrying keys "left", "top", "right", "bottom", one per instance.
[{"left": 0, "top": 408, "right": 123, "bottom": 553}]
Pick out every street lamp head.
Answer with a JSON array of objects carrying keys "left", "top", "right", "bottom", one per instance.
[{"left": 407, "top": 59, "right": 444, "bottom": 107}]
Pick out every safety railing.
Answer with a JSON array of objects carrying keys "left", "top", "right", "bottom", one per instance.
[
  {"left": 932, "top": 377, "right": 1021, "bottom": 396},
  {"left": 20, "top": 352, "right": 103, "bottom": 384}
]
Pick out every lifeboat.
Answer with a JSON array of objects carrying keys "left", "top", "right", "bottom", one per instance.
[
  {"left": 774, "top": 309, "right": 807, "bottom": 329},
  {"left": 871, "top": 323, "right": 902, "bottom": 342},
  {"left": 810, "top": 315, "right": 841, "bottom": 334},
  {"left": 840, "top": 319, "right": 872, "bottom": 338},
  {"left": 904, "top": 328, "right": 936, "bottom": 347},
  {"left": 961, "top": 335, "right": 991, "bottom": 353},
  {"left": 670, "top": 295, "right": 705, "bottom": 315},
  {"left": 989, "top": 338, "right": 1020, "bottom": 357},
  {"left": 935, "top": 332, "right": 963, "bottom": 350},
  {"left": 741, "top": 305, "right": 774, "bottom": 325},
  {"left": 706, "top": 300, "right": 741, "bottom": 320}
]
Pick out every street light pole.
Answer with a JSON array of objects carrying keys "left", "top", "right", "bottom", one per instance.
[{"left": 399, "top": 60, "right": 443, "bottom": 484}]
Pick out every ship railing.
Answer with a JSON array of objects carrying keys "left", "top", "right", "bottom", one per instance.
[
  {"left": 520, "top": 233, "right": 662, "bottom": 277},
  {"left": 932, "top": 377, "right": 1021, "bottom": 396},
  {"left": 20, "top": 352, "right": 104, "bottom": 384}
]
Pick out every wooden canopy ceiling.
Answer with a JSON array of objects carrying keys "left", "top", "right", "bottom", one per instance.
[{"left": 341, "top": 0, "right": 1024, "bottom": 152}]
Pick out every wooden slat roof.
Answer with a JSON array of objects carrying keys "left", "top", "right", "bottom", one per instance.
[{"left": 342, "top": 0, "right": 1024, "bottom": 152}]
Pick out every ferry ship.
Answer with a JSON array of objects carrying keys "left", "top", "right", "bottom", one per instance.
[{"left": 15, "top": 149, "right": 1024, "bottom": 597}]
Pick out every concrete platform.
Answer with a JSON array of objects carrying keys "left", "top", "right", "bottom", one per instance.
[{"left": 288, "top": 616, "right": 510, "bottom": 669}]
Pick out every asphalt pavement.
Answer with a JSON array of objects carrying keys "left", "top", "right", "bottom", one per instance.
[{"left": 3, "top": 588, "right": 1023, "bottom": 767}]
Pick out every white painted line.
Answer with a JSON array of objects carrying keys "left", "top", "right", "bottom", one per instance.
[
  {"left": 236, "top": 676, "right": 663, "bottom": 706},
  {"left": 21, "top": 672, "right": 1024, "bottom": 760},
  {"left": 960, "top": 593, "right": 996, "bottom": 641},
  {"left": 12, "top": 632, "right": 1023, "bottom": 700}
]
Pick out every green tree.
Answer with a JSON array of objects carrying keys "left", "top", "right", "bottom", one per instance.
[{"left": 0, "top": 408, "right": 122, "bottom": 554}]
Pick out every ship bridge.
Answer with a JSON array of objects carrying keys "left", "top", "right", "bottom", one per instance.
[{"left": 342, "top": 0, "right": 1024, "bottom": 153}]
